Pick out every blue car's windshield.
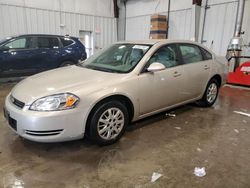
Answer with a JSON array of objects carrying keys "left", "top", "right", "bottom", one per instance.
[
  {"left": 0, "top": 37, "right": 12, "bottom": 46},
  {"left": 79, "top": 44, "right": 151, "bottom": 73}
]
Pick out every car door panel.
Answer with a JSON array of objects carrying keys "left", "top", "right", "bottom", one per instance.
[
  {"left": 181, "top": 61, "right": 211, "bottom": 99},
  {"left": 178, "top": 44, "right": 211, "bottom": 100},
  {"left": 34, "top": 37, "right": 61, "bottom": 71},
  {"left": 0, "top": 37, "right": 38, "bottom": 77},
  {"left": 139, "top": 66, "right": 185, "bottom": 115},
  {"left": 138, "top": 44, "right": 187, "bottom": 115}
]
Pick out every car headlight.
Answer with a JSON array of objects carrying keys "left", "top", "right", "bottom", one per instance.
[{"left": 29, "top": 93, "right": 79, "bottom": 111}]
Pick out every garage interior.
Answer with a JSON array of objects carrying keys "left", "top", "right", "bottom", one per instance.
[{"left": 0, "top": 0, "right": 250, "bottom": 187}]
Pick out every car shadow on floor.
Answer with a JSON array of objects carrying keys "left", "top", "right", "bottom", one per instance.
[{"left": 127, "top": 104, "right": 196, "bottom": 132}]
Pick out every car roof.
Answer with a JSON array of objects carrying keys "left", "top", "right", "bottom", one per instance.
[
  {"left": 116, "top": 39, "right": 203, "bottom": 45},
  {"left": 115, "top": 39, "right": 214, "bottom": 54},
  {"left": 7, "top": 34, "right": 77, "bottom": 39}
]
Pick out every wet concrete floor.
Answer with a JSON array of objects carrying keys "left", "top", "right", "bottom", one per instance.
[{"left": 0, "top": 83, "right": 250, "bottom": 188}]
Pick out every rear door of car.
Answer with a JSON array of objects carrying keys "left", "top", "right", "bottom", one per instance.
[
  {"left": 34, "top": 36, "right": 61, "bottom": 71},
  {"left": 177, "top": 43, "right": 212, "bottom": 100},
  {"left": 138, "top": 44, "right": 187, "bottom": 115},
  {"left": 0, "top": 36, "right": 38, "bottom": 77},
  {"left": 60, "top": 37, "right": 84, "bottom": 62}
]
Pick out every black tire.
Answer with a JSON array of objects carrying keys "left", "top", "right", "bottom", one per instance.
[
  {"left": 60, "top": 61, "right": 74, "bottom": 67},
  {"left": 197, "top": 79, "right": 219, "bottom": 107},
  {"left": 88, "top": 101, "right": 129, "bottom": 145}
]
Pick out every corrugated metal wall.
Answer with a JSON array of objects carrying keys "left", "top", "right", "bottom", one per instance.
[
  {"left": 201, "top": 0, "right": 250, "bottom": 55},
  {"left": 201, "top": 0, "right": 238, "bottom": 55},
  {"left": 126, "top": 8, "right": 192, "bottom": 41},
  {"left": 125, "top": 0, "right": 250, "bottom": 56},
  {"left": 242, "top": 0, "right": 250, "bottom": 56},
  {"left": 0, "top": 3, "right": 117, "bottom": 51},
  {"left": 168, "top": 9, "right": 192, "bottom": 40}
]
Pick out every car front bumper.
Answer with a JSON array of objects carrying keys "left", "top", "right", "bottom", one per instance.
[{"left": 4, "top": 94, "right": 86, "bottom": 143}]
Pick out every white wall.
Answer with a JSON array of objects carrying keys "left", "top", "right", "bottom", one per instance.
[
  {"left": 201, "top": 0, "right": 238, "bottom": 55},
  {"left": 0, "top": 0, "right": 117, "bottom": 51},
  {"left": 201, "top": 0, "right": 250, "bottom": 55},
  {"left": 126, "top": 0, "right": 250, "bottom": 56},
  {"left": 125, "top": 0, "right": 193, "bottom": 41},
  {"left": 0, "top": 0, "right": 114, "bottom": 17},
  {"left": 241, "top": 0, "right": 250, "bottom": 56},
  {"left": 126, "top": 0, "right": 192, "bottom": 17}
]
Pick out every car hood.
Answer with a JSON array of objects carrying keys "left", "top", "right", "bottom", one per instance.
[{"left": 11, "top": 65, "right": 127, "bottom": 105}]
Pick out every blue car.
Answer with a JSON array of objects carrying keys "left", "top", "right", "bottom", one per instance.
[{"left": 0, "top": 34, "right": 87, "bottom": 78}]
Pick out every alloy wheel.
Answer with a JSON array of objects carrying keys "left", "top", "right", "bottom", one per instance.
[
  {"left": 97, "top": 107, "right": 125, "bottom": 140},
  {"left": 206, "top": 83, "right": 218, "bottom": 103}
]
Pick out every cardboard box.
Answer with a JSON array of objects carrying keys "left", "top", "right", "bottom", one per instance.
[
  {"left": 150, "top": 22, "right": 167, "bottom": 30},
  {"left": 149, "top": 33, "right": 166, "bottom": 39},
  {"left": 150, "top": 14, "right": 167, "bottom": 21},
  {"left": 149, "top": 14, "right": 168, "bottom": 39}
]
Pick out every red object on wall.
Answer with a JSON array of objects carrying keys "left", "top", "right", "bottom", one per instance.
[{"left": 227, "top": 61, "right": 250, "bottom": 86}]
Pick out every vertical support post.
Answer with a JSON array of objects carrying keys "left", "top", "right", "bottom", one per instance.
[
  {"left": 234, "top": 0, "right": 245, "bottom": 37},
  {"left": 117, "top": 0, "right": 126, "bottom": 41},
  {"left": 166, "top": 0, "right": 170, "bottom": 38},
  {"left": 191, "top": 0, "right": 201, "bottom": 41}
]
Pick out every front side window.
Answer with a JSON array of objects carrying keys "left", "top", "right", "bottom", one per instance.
[
  {"left": 4, "top": 38, "right": 27, "bottom": 49},
  {"left": 179, "top": 44, "right": 203, "bottom": 64},
  {"left": 148, "top": 44, "right": 179, "bottom": 68},
  {"left": 79, "top": 44, "right": 151, "bottom": 73}
]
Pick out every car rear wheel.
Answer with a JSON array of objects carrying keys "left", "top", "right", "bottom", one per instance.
[
  {"left": 88, "top": 101, "right": 129, "bottom": 145},
  {"left": 197, "top": 79, "right": 219, "bottom": 107},
  {"left": 60, "top": 61, "right": 74, "bottom": 67}
]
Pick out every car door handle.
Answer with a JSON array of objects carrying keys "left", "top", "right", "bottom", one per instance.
[
  {"left": 173, "top": 71, "right": 181, "bottom": 77},
  {"left": 204, "top": 65, "right": 210, "bottom": 70}
]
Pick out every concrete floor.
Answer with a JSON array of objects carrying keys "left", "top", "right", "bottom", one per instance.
[{"left": 0, "top": 83, "right": 250, "bottom": 188}]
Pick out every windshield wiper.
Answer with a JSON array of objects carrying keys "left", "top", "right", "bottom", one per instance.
[{"left": 83, "top": 65, "right": 123, "bottom": 73}]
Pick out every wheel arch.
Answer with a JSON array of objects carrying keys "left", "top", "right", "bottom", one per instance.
[
  {"left": 59, "top": 58, "right": 77, "bottom": 67},
  {"left": 85, "top": 94, "right": 135, "bottom": 135},
  {"left": 210, "top": 74, "right": 222, "bottom": 87},
  {"left": 200, "top": 74, "right": 222, "bottom": 100}
]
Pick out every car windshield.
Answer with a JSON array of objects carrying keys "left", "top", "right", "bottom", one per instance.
[
  {"left": 0, "top": 37, "right": 12, "bottom": 45},
  {"left": 78, "top": 43, "right": 151, "bottom": 73}
]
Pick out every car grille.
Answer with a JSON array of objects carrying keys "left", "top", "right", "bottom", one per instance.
[
  {"left": 10, "top": 95, "right": 25, "bottom": 109},
  {"left": 25, "top": 129, "right": 63, "bottom": 136}
]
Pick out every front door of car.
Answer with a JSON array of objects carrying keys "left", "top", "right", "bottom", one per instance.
[
  {"left": 177, "top": 44, "right": 212, "bottom": 100},
  {"left": 0, "top": 37, "right": 38, "bottom": 77},
  {"left": 138, "top": 44, "right": 186, "bottom": 115}
]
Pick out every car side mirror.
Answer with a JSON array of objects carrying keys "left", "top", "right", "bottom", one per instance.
[
  {"left": 0, "top": 46, "right": 9, "bottom": 52},
  {"left": 147, "top": 62, "right": 166, "bottom": 72}
]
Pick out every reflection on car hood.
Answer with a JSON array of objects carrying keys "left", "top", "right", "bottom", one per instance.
[{"left": 11, "top": 65, "right": 126, "bottom": 105}]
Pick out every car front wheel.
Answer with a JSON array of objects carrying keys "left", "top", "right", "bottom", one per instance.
[
  {"left": 197, "top": 79, "right": 219, "bottom": 107},
  {"left": 88, "top": 101, "right": 129, "bottom": 145}
]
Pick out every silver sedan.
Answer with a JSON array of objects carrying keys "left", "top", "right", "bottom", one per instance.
[{"left": 4, "top": 40, "right": 227, "bottom": 145}]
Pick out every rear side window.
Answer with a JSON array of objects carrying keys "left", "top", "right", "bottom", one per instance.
[
  {"left": 179, "top": 44, "right": 203, "bottom": 64},
  {"left": 200, "top": 47, "right": 212, "bottom": 60},
  {"left": 37, "top": 37, "right": 60, "bottom": 49},
  {"left": 60, "top": 37, "right": 74, "bottom": 47}
]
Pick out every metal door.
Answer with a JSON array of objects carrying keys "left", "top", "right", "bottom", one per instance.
[
  {"left": 200, "top": 2, "right": 238, "bottom": 55},
  {"left": 79, "top": 31, "right": 93, "bottom": 58}
]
